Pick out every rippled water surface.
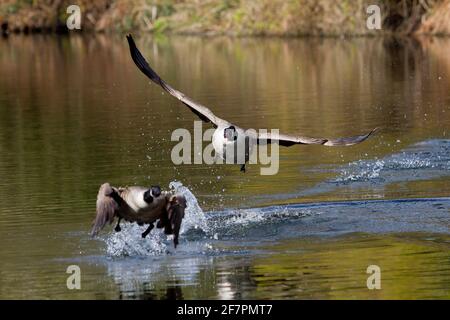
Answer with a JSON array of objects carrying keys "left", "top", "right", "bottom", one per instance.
[{"left": 0, "top": 35, "right": 449, "bottom": 299}]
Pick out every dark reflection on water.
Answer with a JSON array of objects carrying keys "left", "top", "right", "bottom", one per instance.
[{"left": 0, "top": 34, "right": 449, "bottom": 299}]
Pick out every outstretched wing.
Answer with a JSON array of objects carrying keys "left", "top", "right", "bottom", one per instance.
[
  {"left": 91, "top": 183, "right": 118, "bottom": 236},
  {"left": 256, "top": 128, "right": 379, "bottom": 147},
  {"left": 126, "top": 34, "right": 227, "bottom": 127}
]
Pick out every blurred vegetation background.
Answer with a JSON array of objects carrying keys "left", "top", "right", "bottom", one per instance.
[{"left": 1, "top": 0, "right": 450, "bottom": 36}]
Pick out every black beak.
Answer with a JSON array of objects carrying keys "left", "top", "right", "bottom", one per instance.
[{"left": 151, "top": 185, "right": 161, "bottom": 197}]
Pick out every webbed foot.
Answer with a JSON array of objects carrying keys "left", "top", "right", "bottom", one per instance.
[
  {"left": 141, "top": 223, "right": 154, "bottom": 238},
  {"left": 114, "top": 218, "right": 122, "bottom": 232}
]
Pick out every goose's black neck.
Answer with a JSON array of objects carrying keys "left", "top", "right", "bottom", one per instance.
[{"left": 143, "top": 190, "right": 154, "bottom": 204}]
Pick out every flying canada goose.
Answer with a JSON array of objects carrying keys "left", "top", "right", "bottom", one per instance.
[
  {"left": 126, "top": 35, "right": 378, "bottom": 172},
  {"left": 91, "top": 183, "right": 187, "bottom": 248}
]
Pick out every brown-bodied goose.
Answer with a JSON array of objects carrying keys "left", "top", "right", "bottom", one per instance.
[
  {"left": 91, "top": 183, "right": 187, "bottom": 247},
  {"left": 126, "top": 35, "right": 378, "bottom": 172}
]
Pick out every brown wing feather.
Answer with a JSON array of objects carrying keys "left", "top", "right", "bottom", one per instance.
[
  {"left": 166, "top": 195, "right": 187, "bottom": 248},
  {"left": 257, "top": 128, "right": 379, "bottom": 147},
  {"left": 91, "top": 183, "right": 118, "bottom": 236}
]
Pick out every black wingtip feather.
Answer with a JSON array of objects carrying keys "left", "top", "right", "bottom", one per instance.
[
  {"left": 125, "top": 34, "right": 220, "bottom": 125},
  {"left": 126, "top": 34, "right": 160, "bottom": 83},
  {"left": 324, "top": 127, "right": 380, "bottom": 146}
]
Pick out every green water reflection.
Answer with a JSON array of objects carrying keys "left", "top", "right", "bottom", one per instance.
[{"left": 0, "top": 34, "right": 449, "bottom": 299}]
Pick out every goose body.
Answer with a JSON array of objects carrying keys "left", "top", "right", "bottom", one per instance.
[
  {"left": 114, "top": 186, "right": 166, "bottom": 222},
  {"left": 126, "top": 35, "right": 379, "bottom": 172},
  {"left": 212, "top": 124, "right": 254, "bottom": 165},
  {"left": 91, "top": 183, "right": 187, "bottom": 247}
]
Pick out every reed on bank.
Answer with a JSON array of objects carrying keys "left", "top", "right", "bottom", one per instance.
[{"left": 1, "top": 0, "right": 449, "bottom": 36}]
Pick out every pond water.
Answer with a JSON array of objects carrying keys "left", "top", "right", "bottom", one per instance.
[{"left": 0, "top": 34, "right": 449, "bottom": 299}]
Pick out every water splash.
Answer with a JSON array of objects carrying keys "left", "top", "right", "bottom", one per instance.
[
  {"left": 102, "top": 139, "right": 450, "bottom": 257},
  {"left": 106, "top": 224, "right": 166, "bottom": 256},
  {"left": 103, "top": 181, "right": 318, "bottom": 256},
  {"left": 105, "top": 181, "right": 209, "bottom": 257},
  {"left": 209, "top": 206, "right": 315, "bottom": 231},
  {"left": 334, "top": 139, "right": 450, "bottom": 184},
  {"left": 169, "top": 180, "right": 209, "bottom": 234},
  {"left": 100, "top": 178, "right": 450, "bottom": 257}
]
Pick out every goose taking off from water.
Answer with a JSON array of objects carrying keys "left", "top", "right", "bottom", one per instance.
[
  {"left": 91, "top": 183, "right": 187, "bottom": 248},
  {"left": 126, "top": 35, "right": 378, "bottom": 172}
]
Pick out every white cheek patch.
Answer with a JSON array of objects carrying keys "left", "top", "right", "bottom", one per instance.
[{"left": 134, "top": 191, "right": 149, "bottom": 210}]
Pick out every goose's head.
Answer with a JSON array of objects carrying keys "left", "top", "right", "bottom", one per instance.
[
  {"left": 143, "top": 185, "right": 162, "bottom": 204},
  {"left": 224, "top": 126, "right": 237, "bottom": 141}
]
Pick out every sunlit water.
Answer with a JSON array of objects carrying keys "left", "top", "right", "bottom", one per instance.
[{"left": 0, "top": 35, "right": 449, "bottom": 299}]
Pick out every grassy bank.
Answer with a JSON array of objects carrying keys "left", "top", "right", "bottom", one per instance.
[{"left": 0, "top": 0, "right": 449, "bottom": 36}]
